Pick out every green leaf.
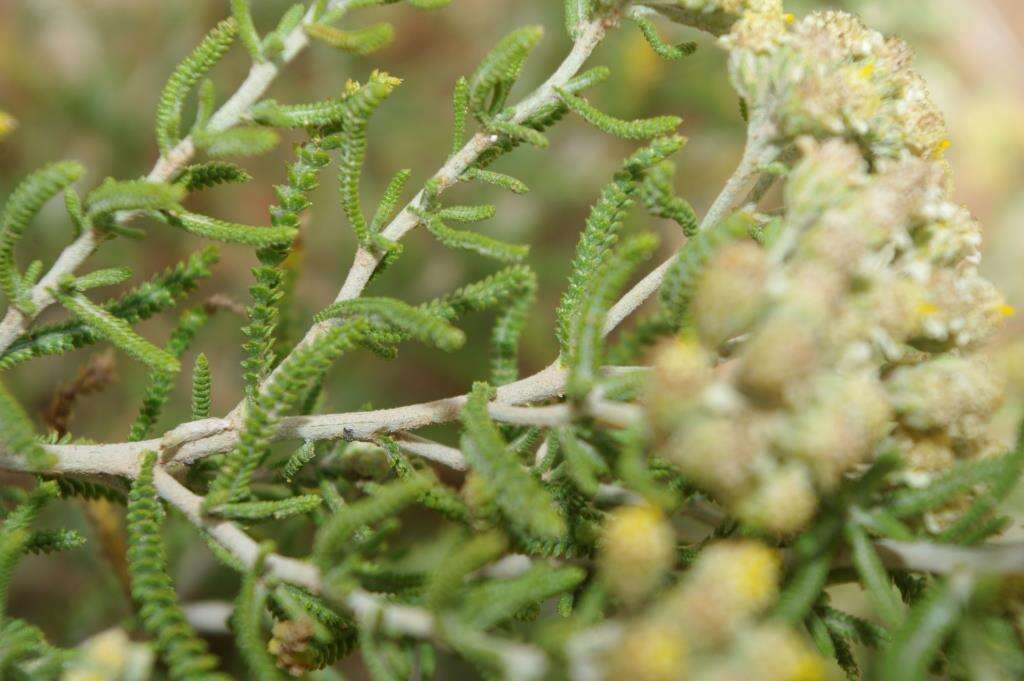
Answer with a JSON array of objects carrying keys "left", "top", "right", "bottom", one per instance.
[
  {"left": 774, "top": 553, "right": 831, "bottom": 624},
  {"left": 458, "top": 564, "right": 586, "bottom": 629},
  {"left": 461, "top": 168, "right": 529, "bottom": 194},
  {"left": 305, "top": 22, "right": 395, "bottom": 55},
  {"left": 129, "top": 307, "right": 210, "bottom": 441},
  {"left": 85, "top": 178, "right": 186, "bottom": 220},
  {"left": 191, "top": 79, "right": 217, "bottom": 134},
  {"left": 249, "top": 98, "right": 349, "bottom": 129},
  {"left": 1, "top": 248, "right": 218, "bottom": 370},
  {"left": 481, "top": 115, "right": 549, "bottom": 148},
  {"left": 639, "top": 160, "right": 697, "bottom": 235},
  {"left": 212, "top": 494, "right": 323, "bottom": 520},
  {"left": 51, "top": 475, "right": 128, "bottom": 505},
  {"left": 70, "top": 267, "right": 133, "bottom": 292},
  {"left": 461, "top": 382, "right": 566, "bottom": 540},
  {"left": 64, "top": 185, "right": 89, "bottom": 237},
  {"left": 424, "top": 531, "right": 508, "bottom": 611},
  {"left": 206, "top": 322, "right": 366, "bottom": 509},
  {"left": 314, "top": 476, "right": 433, "bottom": 565},
  {"left": 53, "top": 289, "right": 180, "bottom": 373},
  {"left": 24, "top": 529, "right": 86, "bottom": 555},
  {"left": 168, "top": 212, "right": 297, "bottom": 247},
  {"left": 194, "top": 126, "right": 280, "bottom": 158},
  {"left": 437, "top": 205, "right": 497, "bottom": 223},
  {"left": 282, "top": 441, "right": 317, "bottom": 482},
  {"left": 234, "top": 551, "right": 287, "bottom": 680},
  {"left": 556, "top": 427, "right": 610, "bottom": 496},
  {"left": 314, "top": 297, "right": 466, "bottom": 352},
  {"left": 338, "top": 72, "right": 403, "bottom": 248},
  {"left": 556, "top": 136, "right": 684, "bottom": 351},
  {"left": 176, "top": 162, "right": 252, "bottom": 192},
  {"left": 370, "top": 169, "right": 412, "bottom": 233},
  {"left": 633, "top": 16, "right": 697, "bottom": 60},
  {"left": 0, "top": 378, "right": 49, "bottom": 471},
  {"left": 886, "top": 447, "right": 1024, "bottom": 519},
  {"left": 451, "top": 77, "right": 470, "bottom": 155},
  {"left": 231, "top": 0, "right": 263, "bottom": 61},
  {"left": 156, "top": 18, "right": 238, "bottom": 152},
  {"left": 556, "top": 87, "right": 682, "bottom": 139},
  {"left": 845, "top": 520, "right": 904, "bottom": 629},
  {"left": 126, "top": 452, "right": 228, "bottom": 680},
  {"left": 875, "top": 576, "right": 973, "bottom": 681},
  {"left": 0, "top": 161, "right": 84, "bottom": 308},
  {"left": 938, "top": 445, "right": 1024, "bottom": 544},
  {"left": 567, "top": 233, "right": 658, "bottom": 398},
  {"left": 423, "top": 213, "right": 528, "bottom": 263},
  {"left": 261, "top": 3, "right": 305, "bottom": 58},
  {"left": 468, "top": 26, "right": 544, "bottom": 115},
  {"left": 191, "top": 353, "right": 212, "bottom": 420},
  {"left": 0, "top": 482, "right": 59, "bottom": 621}
]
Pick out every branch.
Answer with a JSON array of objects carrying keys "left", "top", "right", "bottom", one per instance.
[
  {"left": 0, "top": 363, "right": 569, "bottom": 476},
  {"left": 602, "top": 105, "right": 778, "bottom": 335},
  {"left": 235, "top": 16, "right": 613, "bottom": 420},
  {"left": 0, "top": 0, "right": 353, "bottom": 356}
]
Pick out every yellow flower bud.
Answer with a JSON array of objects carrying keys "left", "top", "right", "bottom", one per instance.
[
  {"left": 702, "top": 623, "right": 826, "bottom": 681},
  {"left": 665, "top": 541, "right": 780, "bottom": 643},
  {"left": 737, "top": 464, "right": 818, "bottom": 535},
  {"left": 605, "top": 623, "right": 688, "bottom": 681},
  {"left": 0, "top": 111, "right": 16, "bottom": 140},
  {"left": 599, "top": 503, "right": 675, "bottom": 605},
  {"left": 646, "top": 338, "right": 715, "bottom": 432}
]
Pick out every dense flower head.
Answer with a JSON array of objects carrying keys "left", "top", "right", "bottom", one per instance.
[
  {"left": 647, "top": 133, "right": 1007, "bottom": 535},
  {"left": 725, "top": 8, "right": 952, "bottom": 161},
  {"left": 603, "top": 541, "right": 822, "bottom": 680}
]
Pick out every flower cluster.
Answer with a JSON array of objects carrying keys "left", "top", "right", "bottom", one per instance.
[
  {"left": 645, "top": 8, "right": 1008, "bottom": 535},
  {"left": 726, "top": 6, "right": 948, "bottom": 160},
  {"left": 603, "top": 540, "right": 822, "bottom": 681}
]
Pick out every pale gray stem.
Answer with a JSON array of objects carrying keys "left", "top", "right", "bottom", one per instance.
[
  {"left": 601, "top": 107, "right": 778, "bottom": 337},
  {"left": 235, "top": 18, "right": 612, "bottom": 421}
]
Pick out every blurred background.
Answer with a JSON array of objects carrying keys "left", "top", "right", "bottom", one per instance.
[{"left": 1, "top": 0, "right": 1023, "bottom": 674}]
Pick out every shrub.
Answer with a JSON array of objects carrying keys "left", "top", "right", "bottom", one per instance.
[{"left": 0, "top": 1, "right": 1021, "bottom": 679}]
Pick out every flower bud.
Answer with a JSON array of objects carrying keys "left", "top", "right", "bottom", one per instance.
[
  {"left": 693, "top": 241, "right": 769, "bottom": 348},
  {"left": 663, "top": 413, "right": 765, "bottom": 499},
  {"left": 737, "top": 312, "right": 820, "bottom": 404},
  {"left": 665, "top": 541, "right": 780, "bottom": 643},
  {"left": 887, "top": 356, "right": 1003, "bottom": 434},
  {"left": 599, "top": 503, "right": 676, "bottom": 605},
  {"left": 736, "top": 464, "right": 818, "bottom": 535},
  {"left": 702, "top": 623, "right": 826, "bottom": 681},
  {"left": 645, "top": 338, "right": 715, "bottom": 432},
  {"left": 605, "top": 623, "right": 688, "bottom": 681}
]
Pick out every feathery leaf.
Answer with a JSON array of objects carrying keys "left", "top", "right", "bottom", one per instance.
[
  {"left": 126, "top": 452, "right": 227, "bottom": 679},
  {"left": 53, "top": 289, "right": 180, "bottom": 373},
  {"left": 305, "top": 22, "right": 395, "bottom": 55},
  {"left": 156, "top": 18, "right": 238, "bottom": 152},
  {"left": 0, "top": 161, "right": 84, "bottom": 308},
  {"left": 423, "top": 213, "right": 529, "bottom": 263},
  {"left": 167, "top": 212, "right": 297, "bottom": 248},
  {"left": 461, "top": 383, "right": 566, "bottom": 540}
]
